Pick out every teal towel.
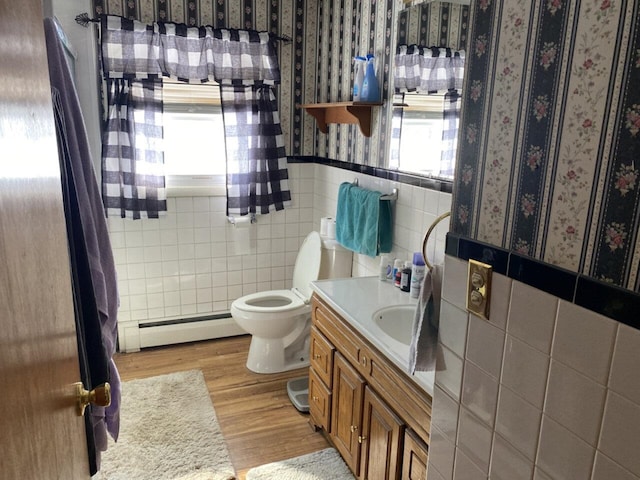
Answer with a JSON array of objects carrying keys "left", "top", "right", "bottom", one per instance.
[{"left": 335, "top": 182, "right": 393, "bottom": 257}]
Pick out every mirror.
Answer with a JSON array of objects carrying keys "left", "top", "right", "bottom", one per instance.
[{"left": 388, "top": 1, "right": 470, "bottom": 181}]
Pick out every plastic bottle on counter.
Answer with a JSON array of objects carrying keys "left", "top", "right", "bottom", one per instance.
[
  {"left": 393, "top": 259, "right": 403, "bottom": 287},
  {"left": 379, "top": 255, "right": 391, "bottom": 281},
  {"left": 410, "top": 252, "right": 426, "bottom": 298},
  {"left": 400, "top": 261, "right": 412, "bottom": 292}
]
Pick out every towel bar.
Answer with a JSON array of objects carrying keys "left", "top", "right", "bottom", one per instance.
[
  {"left": 352, "top": 178, "right": 398, "bottom": 201},
  {"left": 421, "top": 211, "right": 451, "bottom": 270}
]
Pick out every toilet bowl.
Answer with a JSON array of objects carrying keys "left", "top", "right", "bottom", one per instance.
[{"left": 230, "top": 231, "right": 352, "bottom": 373}]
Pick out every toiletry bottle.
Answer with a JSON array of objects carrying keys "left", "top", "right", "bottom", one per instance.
[
  {"left": 410, "top": 252, "right": 426, "bottom": 298},
  {"left": 360, "top": 54, "right": 380, "bottom": 102},
  {"left": 393, "top": 259, "right": 403, "bottom": 287},
  {"left": 400, "top": 261, "right": 412, "bottom": 292},
  {"left": 353, "top": 56, "right": 366, "bottom": 102},
  {"left": 379, "top": 255, "right": 390, "bottom": 281}
]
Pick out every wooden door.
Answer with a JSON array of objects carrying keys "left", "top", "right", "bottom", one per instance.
[
  {"left": 330, "top": 352, "right": 365, "bottom": 475},
  {"left": 0, "top": 0, "right": 90, "bottom": 478},
  {"left": 359, "top": 386, "right": 404, "bottom": 480}
]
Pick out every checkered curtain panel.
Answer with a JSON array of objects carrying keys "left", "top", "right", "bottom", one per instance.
[
  {"left": 100, "top": 15, "right": 291, "bottom": 217},
  {"left": 221, "top": 84, "right": 290, "bottom": 216},
  {"left": 102, "top": 78, "right": 166, "bottom": 219},
  {"left": 394, "top": 46, "right": 465, "bottom": 93},
  {"left": 439, "top": 90, "right": 461, "bottom": 180}
]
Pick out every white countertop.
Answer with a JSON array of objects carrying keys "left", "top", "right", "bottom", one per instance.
[{"left": 310, "top": 276, "right": 434, "bottom": 396}]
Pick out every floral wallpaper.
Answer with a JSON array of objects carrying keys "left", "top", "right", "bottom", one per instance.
[{"left": 452, "top": 0, "right": 640, "bottom": 293}]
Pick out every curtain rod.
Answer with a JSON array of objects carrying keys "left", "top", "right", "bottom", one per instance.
[{"left": 74, "top": 13, "right": 292, "bottom": 43}]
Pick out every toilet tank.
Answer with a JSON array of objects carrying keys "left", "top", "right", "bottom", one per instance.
[{"left": 319, "top": 236, "right": 353, "bottom": 279}]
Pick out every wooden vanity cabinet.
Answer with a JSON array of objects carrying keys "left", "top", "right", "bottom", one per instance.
[{"left": 309, "top": 293, "right": 433, "bottom": 480}]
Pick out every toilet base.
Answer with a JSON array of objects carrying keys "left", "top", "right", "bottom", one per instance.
[{"left": 246, "top": 335, "right": 310, "bottom": 374}]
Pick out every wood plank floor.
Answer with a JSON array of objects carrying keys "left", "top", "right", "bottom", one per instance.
[{"left": 114, "top": 335, "right": 330, "bottom": 479}]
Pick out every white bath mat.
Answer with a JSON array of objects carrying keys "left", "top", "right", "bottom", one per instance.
[
  {"left": 245, "top": 448, "right": 355, "bottom": 480},
  {"left": 93, "top": 370, "right": 235, "bottom": 480}
]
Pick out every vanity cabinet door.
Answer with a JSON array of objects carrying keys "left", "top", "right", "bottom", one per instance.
[
  {"left": 402, "top": 429, "right": 429, "bottom": 480},
  {"left": 331, "top": 352, "right": 365, "bottom": 476},
  {"left": 310, "top": 326, "right": 334, "bottom": 387},
  {"left": 309, "top": 367, "right": 331, "bottom": 432},
  {"left": 359, "top": 386, "right": 404, "bottom": 480}
]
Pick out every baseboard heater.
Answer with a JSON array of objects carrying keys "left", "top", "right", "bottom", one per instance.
[{"left": 118, "top": 313, "right": 246, "bottom": 353}]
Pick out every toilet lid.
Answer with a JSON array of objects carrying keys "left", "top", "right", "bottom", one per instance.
[{"left": 292, "top": 231, "right": 322, "bottom": 300}]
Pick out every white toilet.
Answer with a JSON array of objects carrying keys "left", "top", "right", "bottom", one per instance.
[{"left": 230, "top": 231, "right": 352, "bottom": 373}]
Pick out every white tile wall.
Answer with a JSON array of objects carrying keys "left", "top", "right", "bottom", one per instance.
[
  {"left": 110, "top": 162, "right": 452, "bottom": 329},
  {"left": 110, "top": 163, "right": 316, "bottom": 324},
  {"left": 428, "top": 255, "right": 640, "bottom": 480},
  {"left": 312, "top": 165, "right": 451, "bottom": 278}
]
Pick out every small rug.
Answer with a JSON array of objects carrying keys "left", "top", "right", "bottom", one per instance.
[
  {"left": 245, "top": 448, "right": 355, "bottom": 480},
  {"left": 93, "top": 370, "right": 235, "bottom": 480}
]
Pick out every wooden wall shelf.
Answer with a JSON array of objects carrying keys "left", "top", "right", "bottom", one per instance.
[{"left": 298, "top": 102, "right": 383, "bottom": 137}]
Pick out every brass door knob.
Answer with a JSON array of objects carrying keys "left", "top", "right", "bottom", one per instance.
[{"left": 75, "top": 382, "right": 111, "bottom": 416}]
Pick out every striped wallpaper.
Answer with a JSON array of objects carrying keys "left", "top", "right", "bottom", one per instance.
[{"left": 452, "top": 0, "right": 640, "bottom": 294}]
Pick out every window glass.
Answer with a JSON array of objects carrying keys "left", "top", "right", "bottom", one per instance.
[{"left": 162, "top": 81, "right": 226, "bottom": 195}]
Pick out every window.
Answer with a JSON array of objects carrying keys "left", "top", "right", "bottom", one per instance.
[{"left": 162, "top": 80, "right": 226, "bottom": 196}]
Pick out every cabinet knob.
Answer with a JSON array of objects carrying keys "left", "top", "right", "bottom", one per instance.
[
  {"left": 358, "top": 435, "right": 367, "bottom": 444},
  {"left": 350, "top": 425, "right": 358, "bottom": 433},
  {"left": 314, "top": 353, "right": 322, "bottom": 360},
  {"left": 312, "top": 395, "right": 319, "bottom": 402},
  {"left": 361, "top": 356, "right": 367, "bottom": 367}
]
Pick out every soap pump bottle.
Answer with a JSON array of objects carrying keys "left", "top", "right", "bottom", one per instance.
[{"left": 360, "top": 54, "right": 380, "bottom": 102}]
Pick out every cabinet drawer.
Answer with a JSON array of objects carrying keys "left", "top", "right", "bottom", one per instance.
[
  {"left": 310, "top": 326, "right": 334, "bottom": 388},
  {"left": 309, "top": 367, "right": 331, "bottom": 432},
  {"left": 402, "top": 429, "right": 428, "bottom": 480}
]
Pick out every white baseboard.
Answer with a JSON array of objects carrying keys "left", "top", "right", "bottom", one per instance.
[{"left": 118, "top": 316, "right": 246, "bottom": 353}]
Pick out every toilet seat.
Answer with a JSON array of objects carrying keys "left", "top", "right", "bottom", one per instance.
[{"left": 232, "top": 289, "right": 306, "bottom": 314}]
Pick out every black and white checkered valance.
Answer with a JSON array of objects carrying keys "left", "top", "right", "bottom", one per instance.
[
  {"left": 100, "top": 15, "right": 290, "bottom": 219},
  {"left": 394, "top": 45, "right": 465, "bottom": 93},
  {"left": 101, "top": 15, "right": 280, "bottom": 85}
]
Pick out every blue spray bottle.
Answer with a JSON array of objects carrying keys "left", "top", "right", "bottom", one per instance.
[
  {"left": 360, "top": 54, "right": 380, "bottom": 102},
  {"left": 353, "top": 56, "right": 366, "bottom": 102}
]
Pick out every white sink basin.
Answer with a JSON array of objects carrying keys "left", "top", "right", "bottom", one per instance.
[{"left": 371, "top": 304, "right": 416, "bottom": 346}]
